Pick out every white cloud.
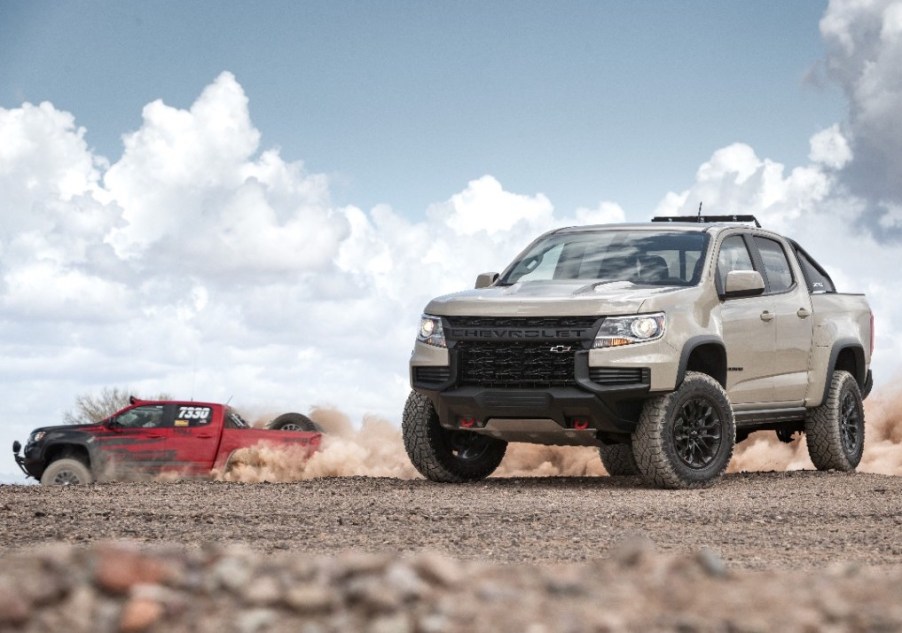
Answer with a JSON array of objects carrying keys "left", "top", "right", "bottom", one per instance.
[
  {"left": 572, "top": 201, "right": 626, "bottom": 225},
  {"left": 431, "top": 175, "right": 554, "bottom": 236},
  {"left": 809, "top": 124, "right": 853, "bottom": 170},
  {"left": 820, "top": 0, "right": 902, "bottom": 234},
  {"left": 653, "top": 142, "right": 831, "bottom": 233}
]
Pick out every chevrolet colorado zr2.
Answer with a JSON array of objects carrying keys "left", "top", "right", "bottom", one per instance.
[{"left": 403, "top": 215, "right": 873, "bottom": 488}]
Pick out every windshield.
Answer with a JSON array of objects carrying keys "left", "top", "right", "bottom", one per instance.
[{"left": 499, "top": 230, "right": 709, "bottom": 286}]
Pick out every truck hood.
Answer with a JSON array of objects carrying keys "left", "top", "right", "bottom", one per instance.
[
  {"left": 425, "top": 281, "right": 689, "bottom": 317},
  {"left": 27, "top": 422, "right": 105, "bottom": 438}
]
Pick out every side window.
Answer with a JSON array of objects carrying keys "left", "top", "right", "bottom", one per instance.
[
  {"left": 115, "top": 405, "right": 168, "bottom": 429},
  {"left": 716, "top": 235, "right": 755, "bottom": 289},
  {"left": 795, "top": 248, "right": 835, "bottom": 294},
  {"left": 174, "top": 406, "right": 213, "bottom": 428},
  {"left": 753, "top": 237, "right": 794, "bottom": 293}
]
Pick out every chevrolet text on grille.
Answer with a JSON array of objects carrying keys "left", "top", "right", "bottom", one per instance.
[{"left": 446, "top": 328, "right": 588, "bottom": 339}]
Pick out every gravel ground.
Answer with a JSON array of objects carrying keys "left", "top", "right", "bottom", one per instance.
[
  {"left": 1, "top": 472, "right": 901, "bottom": 632},
  {"left": 2, "top": 472, "right": 900, "bottom": 569}
]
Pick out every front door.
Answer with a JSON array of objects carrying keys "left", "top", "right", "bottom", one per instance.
[
  {"left": 716, "top": 234, "right": 776, "bottom": 405},
  {"left": 96, "top": 403, "right": 175, "bottom": 477}
]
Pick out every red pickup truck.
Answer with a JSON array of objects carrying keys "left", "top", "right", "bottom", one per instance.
[{"left": 12, "top": 398, "right": 322, "bottom": 485}]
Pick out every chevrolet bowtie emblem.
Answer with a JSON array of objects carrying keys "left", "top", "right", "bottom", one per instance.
[{"left": 549, "top": 345, "right": 572, "bottom": 353}]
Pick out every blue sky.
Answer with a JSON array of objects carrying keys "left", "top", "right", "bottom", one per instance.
[
  {"left": 1, "top": 1, "right": 841, "bottom": 216},
  {"left": 2, "top": 1, "right": 901, "bottom": 482}
]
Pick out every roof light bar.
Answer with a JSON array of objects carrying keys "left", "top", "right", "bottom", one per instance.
[{"left": 651, "top": 215, "right": 761, "bottom": 228}]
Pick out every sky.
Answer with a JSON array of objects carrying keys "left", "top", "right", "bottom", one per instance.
[{"left": 2, "top": 1, "right": 902, "bottom": 481}]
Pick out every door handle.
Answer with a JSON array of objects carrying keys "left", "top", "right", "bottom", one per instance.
[
  {"left": 797, "top": 308, "right": 811, "bottom": 318},
  {"left": 760, "top": 311, "right": 774, "bottom": 322},
  {"left": 196, "top": 434, "right": 214, "bottom": 439}
]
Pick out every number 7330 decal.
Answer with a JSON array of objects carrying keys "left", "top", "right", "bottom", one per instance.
[{"left": 177, "top": 406, "right": 211, "bottom": 422}]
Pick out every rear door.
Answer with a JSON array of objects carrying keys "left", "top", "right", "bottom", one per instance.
[{"left": 750, "top": 236, "right": 814, "bottom": 405}]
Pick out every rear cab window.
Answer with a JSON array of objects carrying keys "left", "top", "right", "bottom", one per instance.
[
  {"left": 753, "top": 236, "right": 795, "bottom": 293},
  {"left": 793, "top": 246, "right": 836, "bottom": 294}
]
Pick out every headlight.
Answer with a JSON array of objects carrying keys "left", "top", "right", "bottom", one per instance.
[
  {"left": 30, "top": 431, "right": 46, "bottom": 443},
  {"left": 593, "top": 313, "right": 665, "bottom": 348},
  {"left": 417, "top": 315, "right": 447, "bottom": 348}
]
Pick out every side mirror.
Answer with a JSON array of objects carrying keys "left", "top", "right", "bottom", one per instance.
[
  {"left": 474, "top": 272, "right": 499, "bottom": 289},
  {"left": 723, "top": 270, "right": 765, "bottom": 298}
]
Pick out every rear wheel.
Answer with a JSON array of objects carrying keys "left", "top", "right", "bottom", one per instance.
[
  {"left": 402, "top": 391, "right": 506, "bottom": 483},
  {"left": 41, "top": 458, "right": 93, "bottom": 486},
  {"left": 632, "top": 372, "right": 736, "bottom": 489},
  {"left": 805, "top": 370, "right": 864, "bottom": 471},
  {"left": 267, "top": 412, "right": 322, "bottom": 433},
  {"left": 598, "top": 442, "right": 639, "bottom": 476}
]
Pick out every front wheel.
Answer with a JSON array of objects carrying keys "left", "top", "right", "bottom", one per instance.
[
  {"left": 632, "top": 372, "right": 736, "bottom": 489},
  {"left": 41, "top": 458, "right": 93, "bottom": 486},
  {"left": 805, "top": 370, "right": 864, "bottom": 471},
  {"left": 402, "top": 391, "right": 506, "bottom": 483}
]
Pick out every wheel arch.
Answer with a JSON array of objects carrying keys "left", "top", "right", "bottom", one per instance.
[
  {"left": 677, "top": 336, "right": 727, "bottom": 388},
  {"left": 42, "top": 443, "right": 92, "bottom": 475},
  {"left": 821, "top": 340, "right": 867, "bottom": 403}
]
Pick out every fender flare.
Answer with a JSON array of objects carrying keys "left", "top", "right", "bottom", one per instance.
[
  {"left": 40, "top": 441, "right": 95, "bottom": 473},
  {"left": 819, "top": 339, "right": 867, "bottom": 404},
  {"left": 676, "top": 335, "right": 728, "bottom": 388}
]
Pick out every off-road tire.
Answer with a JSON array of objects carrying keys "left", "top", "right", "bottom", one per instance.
[
  {"left": 40, "top": 458, "right": 93, "bottom": 486},
  {"left": 267, "top": 412, "right": 322, "bottom": 433},
  {"left": 632, "top": 371, "right": 736, "bottom": 489},
  {"left": 402, "top": 391, "right": 506, "bottom": 483},
  {"left": 805, "top": 370, "right": 864, "bottom": 471},
  {"left": 598, "top": 443, "right": 639, "bottom": 476}
]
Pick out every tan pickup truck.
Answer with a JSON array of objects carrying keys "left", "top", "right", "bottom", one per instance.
[{"left": 403, "top": 215, "right": 873, "bottom": 488}]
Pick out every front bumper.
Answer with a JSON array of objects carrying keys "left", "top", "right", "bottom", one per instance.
[
  {"left": 12, "top": 442, "right": 31, "bottom": 477},
  {"left": 412, "top": 349, "right": 652, "bottom": 442},
  {"left": 12, "top": 442, "right": 41, "bottom": 479}
]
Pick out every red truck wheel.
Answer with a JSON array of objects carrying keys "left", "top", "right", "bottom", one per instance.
[
  {"left": 267, "top": 412, "right": 321, "bottom": 432},
  {"left": 41, "top": 458, "right": 93, "bottom": 486}
]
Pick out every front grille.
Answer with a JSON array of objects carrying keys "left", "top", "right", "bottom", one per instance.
[
  {"left": 589, "top": 367, "right": 649, "bottom": 386},
  {"left": 414, "top": 366, "right": 451, "bottom": 385},
  {"left": 458, "top": 341, "right": 576, "bottom": 388},
  {"left": 446, "top": 316, "right": 600, "bottom": 389}
]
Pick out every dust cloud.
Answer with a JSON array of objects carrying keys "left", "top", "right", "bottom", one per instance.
[
  {"left": 215, "top": 407, "right": 418, "bottom": 483},
  {"left": 216, "top": 385, "right": 902, "bottom": 482}
]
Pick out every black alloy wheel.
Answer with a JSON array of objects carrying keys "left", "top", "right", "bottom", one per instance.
[
  {"left": 839, "top": 391, "right": 863, "bottom": 456},
  {"left": 672, "top": 397, "right": 723, "bottom": 470},
  {"left": 448, "top": 431, "right": 496, "bottom": 462}
]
